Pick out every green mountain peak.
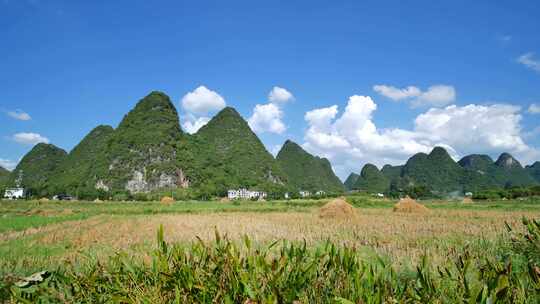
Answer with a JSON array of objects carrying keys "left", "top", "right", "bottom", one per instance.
[
  {"left": 344, "top": 173, "right": 360, "bottom": 191},
  {"left": 49, "top": 125, "right": 115, "bottom": 196},
  {"left": 276, "top": 140, "right": 344, "bottom": 193},
  {"left": 353, "top": 163, "right": 389, "bottom": 193},
  {"left": 9, "top": 143, "right": 67, "bottom": 194},
  {"left": 187, "top": 106, "right": 287, "bottom": 193},
  {"left": 495, "top": 153, "right": 522, "bottom": 169},
  {"left": 458, "top": 154, "right": 494, "bottom": 170},
  {"left": 428, "top": 146, "right": 453, "bottom": 161}
]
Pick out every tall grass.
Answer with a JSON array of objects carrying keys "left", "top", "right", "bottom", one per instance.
[{"left": 3, "top": 220, "right": 540, "bottom": 303}]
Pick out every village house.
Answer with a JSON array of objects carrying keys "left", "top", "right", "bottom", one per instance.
[
  {"left": 227, "top": 188, "right": 267, "bottom": 200},
  {"left": 3, "top": 188, "right": 25, "bottom": 200},
  {"left": 299, "top": 191, "right": 311, "bottom": 198}
]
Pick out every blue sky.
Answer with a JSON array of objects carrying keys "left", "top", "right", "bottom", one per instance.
[{"left": 1, "top": 0, "right": 539, "bottom": 179}]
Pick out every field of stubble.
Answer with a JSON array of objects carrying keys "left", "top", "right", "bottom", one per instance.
[{"left": 1, "top": 197, "right": 539, "bottom": 302}]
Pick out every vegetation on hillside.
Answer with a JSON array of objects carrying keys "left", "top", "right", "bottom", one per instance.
[
  {"left": 183, "top": 107, "right": 288, "bottom": 197},
  {"left": 526, "top": 161, "right": 540, "bottom": 183},
  {"left": 353, "top": 164, "right": 389, "bottom": 193},
  {"left": 343, "top": 173, "right": 359, "bottom": 191},
  {"left": 380, "top": 164, "right": 402, "bottom": 181},
  {"left": 0, "top": 167, "right": 9, "bottom": 195},
  {"left": 401, "top": 147, "right": 464, "bottom": 193},
  {"left": 347, "top": 147, "right": 539, "bottom": 198},
  {"left": 102, "top": 91, "right": 186, "bottom": 192},
  {"left": 7, "top": 143, "right": 67, "bottom": 197},
  {"left": 494, "top": 153, "right": 538, "bottom": 187},
  {"left": 276, "top": 140, "right": 344, "bottom": 193},
  {"left": 49, "top": 125, "right": 114, "bottom": 198}
]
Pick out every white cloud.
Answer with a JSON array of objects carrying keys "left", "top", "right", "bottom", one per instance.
[
  {"left": 247, "top": 86, "right": 294, "bottom": 134},
  {"left": 302, "top": 95, "right": 539, "bottom": 179},
  {"left": 373, "top": 85, "right": 421, "bottom": 101},
  {"left": 517, "top": 53, "right": 540, "bottom": 73},
  {"left": 248, "top": 103, "right": 286, "bottom": 134},
  {"left": 0, "top": 158, "right": 16, "bottom": 170},
  {"left": 12, "top": 132, "right": 49, "bottom": 145},
  {"left": 413, "top": 85, "right": 456, "bottom": 107},
  {"left": 182, "top": 115, "right": 211, "bottom": 134},
  {"left": 528, "top": 103, "right": 540, "bottom": 114},
  {"left": 414, "top": 104, "right": 528, "bottom": 152},
  {"left": 373, "top": 84, "right": 456, "bottom": 107},
  {"left": 7, "top": 110, "right": 31, "bottom": 121},
  {"left": 180, "top": 86, "right": 226, "bottom": 134},
  {"left": 305, "top": 105, "right": 339, "bottom": 131},
  {"left": 268, "top": 86, "right": 294, "bottom": 104},
  {"left": 181, "top": 86, "right": 226, "bottom": 115}
]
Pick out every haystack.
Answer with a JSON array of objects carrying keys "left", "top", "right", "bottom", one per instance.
[
  {"left": 393, "top": 196, "right": 429, "bottom": 213},
  {"left": 462, "top": 197, "right": 473, "bottom": 204},
  {"left": 61, "top": 208, "right": 74, "bottom": 215},
  {"left": 160, "top": 196, "right": 174, "bottom": 205},
  {"left": 220, "top": 197, "right": 230, "bottom": 203},
  {"left": 319, "top": 197, "right": 357, "bottom": 219},
  {"left": 93, "top": 198, "right": 103, "bottom": 203},
  {"left": 38, "top": 198, "right": 49, "bottom": 203}
]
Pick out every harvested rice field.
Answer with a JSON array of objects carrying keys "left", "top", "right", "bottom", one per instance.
[{"left": 1, "top": 196, "right": 540, "bottom": 302}]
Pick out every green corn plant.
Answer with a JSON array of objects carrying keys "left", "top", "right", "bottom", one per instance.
[{"left": 3, "top": 219, "right": 540, "bottom": 303}]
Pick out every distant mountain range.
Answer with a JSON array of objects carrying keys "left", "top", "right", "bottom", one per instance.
[
  {"left": 2, "top": 91, "right": 538, "bottom": 199},
  {"left": 0, "top": 91, "right": 342, "bottom": 197},
  {"left": 345, "top": 146, "right": 540, "bottom": 194}
]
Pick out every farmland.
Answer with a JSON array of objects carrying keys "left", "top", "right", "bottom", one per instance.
[{"left": 1, "top": 196, "right": 540, "bottom": 302}]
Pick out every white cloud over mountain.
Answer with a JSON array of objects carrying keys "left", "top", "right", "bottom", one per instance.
[
  {"left": 248, "top": 103, "right": 286, "bottom": 134},
  {"left": 373, "top": 84, "right": 456, "bottom": 107},
  {"left": 181, "top": 86, "right": 226, "bottom": 115},
  {"left": 180, "top": 86, "right": 226, "bottom": 134},
  {"left": 12, "top": 132, "right": 49, "bottom": 145},
  {"left": 302, "top": 95, "right": 539, "bottom": 179},
  {"left": 182, "top": 115, "right": 211, "bottom": 134},
  {"left": 248, "top": 86, "right": 293, "bottom": 134}
]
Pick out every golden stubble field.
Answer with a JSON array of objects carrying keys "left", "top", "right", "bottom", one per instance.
[{"left": 8, "top": 207, "right": 539, "bottom": 266}]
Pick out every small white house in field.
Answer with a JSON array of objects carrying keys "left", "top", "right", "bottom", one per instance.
[
  {"left": 465, "top": 192, "right": 473, "bottom": 197},
  {"left": 227, "top": 188, "right": 267, "bottom": 200},
  {"left": 376, "top": 193, "right": 384, "bottom": 198},
  {"left": 315, "top": 190, "right": 326, "bottom": 196},
  {"left": 4, "top": 188, "right": 25, "bottom": 200},
  {"left": 299, "top": 191, "right": 311, "bottom": 198},
  {"left": 284, "top": 192, "right": 290, "bottom": 199}
]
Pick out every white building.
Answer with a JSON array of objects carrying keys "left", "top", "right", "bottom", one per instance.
[
  {"left": 315, "top": 190, "right": 326, "bottom": 196},
  {"left": 4, "top": 188, "right": 25, "bottom": 200},
  {"left": 284, "top": 192, "right": 290, "bottom": 199},
  {"left": 227, "top": 188, "right": 267, "bottom": 200},
  {"left": 299, "top": 191, "right": 311, "bottom": 198}
]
